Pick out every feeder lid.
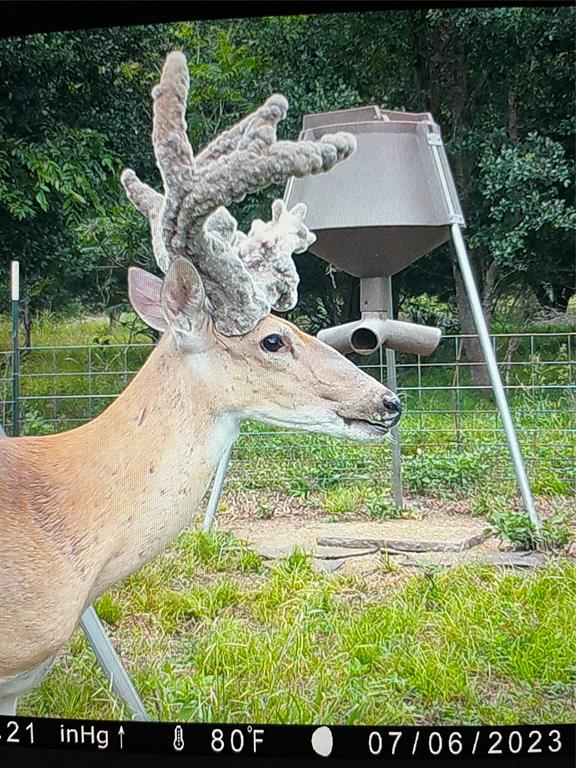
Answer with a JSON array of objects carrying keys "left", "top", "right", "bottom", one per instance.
[{"left": 284, "top": 106, "right": 465, "bottom": 278}]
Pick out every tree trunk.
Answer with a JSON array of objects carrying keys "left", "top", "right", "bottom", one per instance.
[
  {"left": 449, "top": 47, "right": 492, "bottom": 392},
  {"left": 551, "top": 285, "right": 573, "bottom": 314},
  {"left": 452, "top": 257, "right": 491, "bottom": 392},
  {"left": 109, "top": 306, "right": 121, "bottom": 331}
]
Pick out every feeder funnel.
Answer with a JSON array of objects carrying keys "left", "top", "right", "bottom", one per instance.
[{"left": 284, "top": 106, "right": 465, "bottom": 278}]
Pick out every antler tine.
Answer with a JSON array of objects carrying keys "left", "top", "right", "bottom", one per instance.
[
  {"left": 120, "top": 170, "right": 162, "bottom": 219},
  {"left": 150, "top": 52, "right": 198, "bottom": 261},
  {"left": 175, "top": 131, "right": 356, "bottom": 251},
  {"left": 151, "top": 51, "right": 195, "bottom": 190},
  {"left": 196, "top": 94, "right": 288, "bottom": 166},
  {"left": 120, "top": 169, "right": 173, "bottom": 271}
]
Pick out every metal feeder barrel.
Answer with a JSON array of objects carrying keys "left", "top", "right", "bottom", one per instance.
[{"left": 284, "top": 106, "right": 465, "bottom": 278}]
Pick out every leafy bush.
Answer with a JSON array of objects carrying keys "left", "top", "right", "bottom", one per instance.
[
  {"left": 362, "top": 490, "right": 405, "bottom": 521},
  {"left": 403, "top": 450, "right": 493, "bottom": 496},
  {"left": 322, "top": 487, "right": 363, "bottom": 519},
  {"left": 476, "top": 495, "right": 574, "bottom": 551},
  {"left": 22, "top": 408, "right": 55, "bottom": 436}
]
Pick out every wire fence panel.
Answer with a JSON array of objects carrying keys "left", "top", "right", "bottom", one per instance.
[{"left": 1, "top": 332, "right": 574, "bottom": 498}]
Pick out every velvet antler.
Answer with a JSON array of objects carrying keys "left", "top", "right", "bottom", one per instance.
[{"left": 121, "top": 51, "right": 356, "bottom": 335}]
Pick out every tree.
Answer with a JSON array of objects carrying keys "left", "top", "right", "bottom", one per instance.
[
  {"left": 0, "top": 27, "right": 170, "bottom": 335},
  {"left": 0, "top": 8, "right": 573, "bottom": 361}
]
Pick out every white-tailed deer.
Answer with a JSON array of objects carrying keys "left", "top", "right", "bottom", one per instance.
[{"left": 0, "top": 52, "right": 402, "bottom": 716}]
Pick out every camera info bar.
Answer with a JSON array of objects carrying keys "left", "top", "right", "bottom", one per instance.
[{"left": 0, "top": 716, "right": 573, "bottom": 763}]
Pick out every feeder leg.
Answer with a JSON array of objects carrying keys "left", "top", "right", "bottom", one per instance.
[
  {"left": 80, "top": 606, "right": 149, "bottom": 721},
  {"left": 450, "top": 224, "right": 541, "bottom": 534},
  {"left": 383, "top": 276, "right": 403, "bottom": 509},
  {"left": 203, "top": 443, "right": 234, "bottom": 533}
]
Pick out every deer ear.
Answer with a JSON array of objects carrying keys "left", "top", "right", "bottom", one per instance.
[
  {"left": 128, "top": 267, "right": 169, "bottom": 332},
  {"left": 160, "top": 257, "right": 211, "bottom": 335}
]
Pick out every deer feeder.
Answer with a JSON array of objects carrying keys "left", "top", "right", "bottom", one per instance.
[{"left": 284, "top": 106, "right": 465, "bottom": 357}]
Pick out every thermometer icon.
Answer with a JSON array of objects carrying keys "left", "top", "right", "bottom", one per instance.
[{"left": 173, "top": 725, "right": 185, "bottom": 752}]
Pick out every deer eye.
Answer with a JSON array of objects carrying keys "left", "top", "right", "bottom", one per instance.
[{"left": 261, "top": 334, "right": 284, "bottom": 352}]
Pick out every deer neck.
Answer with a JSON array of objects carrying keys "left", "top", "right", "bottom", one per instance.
[{"left": 64, "top": 334, "right": 239, "bottom": 598}]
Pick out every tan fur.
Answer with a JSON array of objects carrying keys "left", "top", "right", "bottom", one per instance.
[{"left": 0, "top": 315, "right": 397, "bottom": 688}]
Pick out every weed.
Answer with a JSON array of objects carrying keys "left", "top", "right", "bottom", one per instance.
[
  {"left": 378, "top": 551, "right": 400, "bottom": 573},
  {"left": 256, "top": 503, "right": 274, "bottom": 520},
  {"left": 403, "top": 450, "right": 494, "bottom": 496},
  {"left": 481, "top": 500, "right": 575, "bottom": 551},
  {"left": 540, "top": 511, "right": 574, "bottom": 549},
  {"left": 174, "top": 531, "right": 264, "bottom": 574},
  {"left": 21, "top": 408, "right": 55, "bottom": 436},
  {"left": 322, "top": 487, "right": 363, "bottom": 520},
  {"left": 94, "top": 593, "right": 123, "bottom": 626},
  {"left": 362, "top": 488, "right": 406, "bottom": 520}
]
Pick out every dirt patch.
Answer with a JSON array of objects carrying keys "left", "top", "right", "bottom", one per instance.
[{"left": 202, "top": 489, "right": 575, "bottom": 576}]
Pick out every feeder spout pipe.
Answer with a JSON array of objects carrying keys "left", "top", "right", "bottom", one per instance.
[{"left": 318, "top": 317, "right": 441, "bottom": 357}]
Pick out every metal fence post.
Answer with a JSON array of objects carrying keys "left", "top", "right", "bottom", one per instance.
[{"left": 11, "top": 261, "right": 20, "bottom": 437}]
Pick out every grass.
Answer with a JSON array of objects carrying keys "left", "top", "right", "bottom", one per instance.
[{"left": 16, "top": 531, "right": 576, "bottom": 725}]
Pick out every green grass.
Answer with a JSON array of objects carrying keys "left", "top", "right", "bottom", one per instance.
[{"left": 16, "top": 532, "right": 576, "bottom": 725}]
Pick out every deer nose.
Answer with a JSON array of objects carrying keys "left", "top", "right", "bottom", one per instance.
[{"left": 382, "top": 393, "right": 402, "bottom": 418}]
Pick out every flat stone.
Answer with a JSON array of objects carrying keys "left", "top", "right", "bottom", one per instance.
[
  {"left": 393, "top": 550, "right": 549, "bottom": 570},
  {"left": 317, "top": 532, "right": 489, "bottom": 553},
  {"left": 473, "top": 551, "right": 549, "bottom": 568}
]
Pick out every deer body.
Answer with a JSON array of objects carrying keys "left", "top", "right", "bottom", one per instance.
[
  {"left": 1, "top": 336, "right": 238, "bottom": 680},
  {"left": 0, "top": 52, "right": 403, "bottom": 715}
]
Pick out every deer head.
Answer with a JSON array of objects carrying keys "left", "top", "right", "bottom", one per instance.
[{"left": 122, "top": 52, "right": 402, "bottom": 440}]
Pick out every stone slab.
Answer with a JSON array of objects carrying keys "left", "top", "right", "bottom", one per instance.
[
  {"left": 395, "top": 550, "right": 549, "bottom": 569},
  {"left": 317, "top": 532, "right": 489, "bottom": 553}
]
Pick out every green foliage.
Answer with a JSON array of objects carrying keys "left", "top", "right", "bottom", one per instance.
[
  {"left": 401, "top": 295, "right": 459, "bottom": 334},
  {"left": 21, "top": 407, "right": 54, "bottom": 436},
  {"left": 1, "top": 9, "right": 574, "bottom": 328},
  {"left": 362, "top": 489, "right": 405, "bottom": 521},
  {"left": 470, "top": 133, "right": 575, "bottom": 300},
  {"left": 321, "top": 487, "right": 363, "bottom": 520},
  {"left": 172, "top": 531, "right": 263, "bottom": 574},
  {"left": 403, "top": 450, "right": 493, "bottom": 496},
  {"left": 95, "top": 593, "right": 124, "bottom": 626},
  {"left": 474, "top": 495, "right": 574, "bottom": 551}
]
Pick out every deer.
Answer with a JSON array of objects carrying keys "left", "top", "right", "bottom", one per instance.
[{"left": 0, "top": 52, "right": 402, "bottom": 717}]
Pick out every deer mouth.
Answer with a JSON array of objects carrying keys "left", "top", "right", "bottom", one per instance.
[{"left": 342, "top": 417, "right": 391, "bottom": 436}]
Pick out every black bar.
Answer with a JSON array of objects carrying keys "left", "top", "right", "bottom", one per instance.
[
  {"left": 0, "top": 1, "right": 572, "bottom": 39},
  {"left": 0, "top": 716, "right": 573, "bottom": 764}
]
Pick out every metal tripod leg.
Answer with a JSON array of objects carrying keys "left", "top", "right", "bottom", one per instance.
[
  {"left": 80, "top": 606, "right": 149, "bottom": 721},
  {"left": 203, "top": 443, "right": 234, "bottom": 532},
  {"left": 383, "top": 276, "right": 403, "bottom": 509},
  {"left": 450, "top": 224, "right": 542, "bottom": 533}
]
